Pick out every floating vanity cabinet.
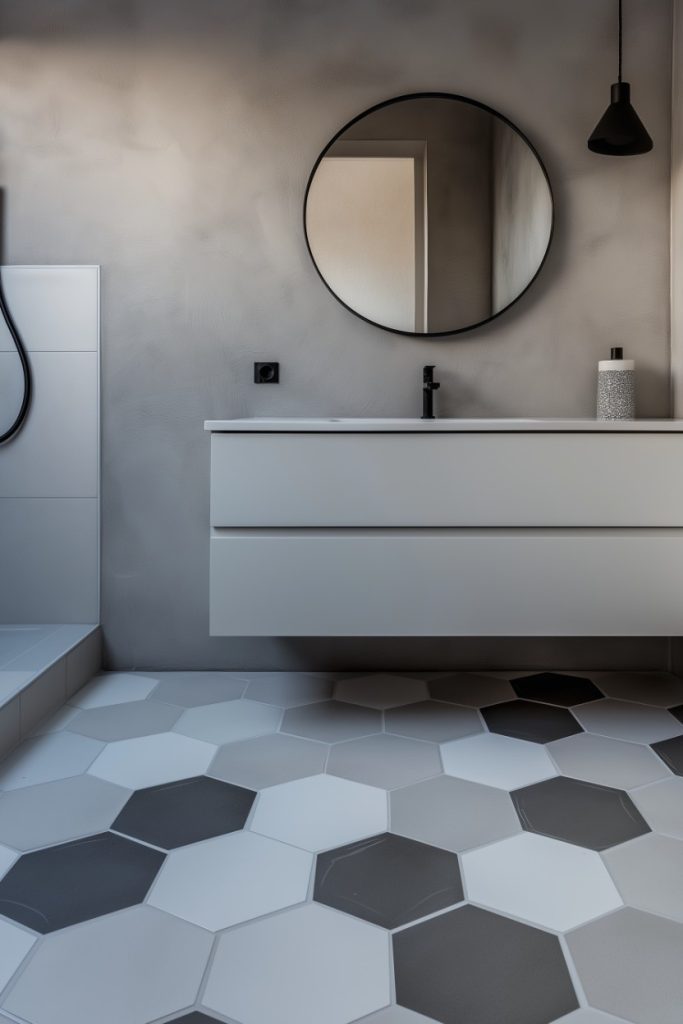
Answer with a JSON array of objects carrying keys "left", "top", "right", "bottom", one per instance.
[{"left": 205, "top": 419, "right": 683, "bottom": 636}]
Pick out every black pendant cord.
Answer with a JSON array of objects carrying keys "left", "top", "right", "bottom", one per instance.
[
  {"left": 618, "top": 0, "right": 623, "bottom": 83},
  {"left": 0, "top": 272, "right": 31, "bottom": 445}
]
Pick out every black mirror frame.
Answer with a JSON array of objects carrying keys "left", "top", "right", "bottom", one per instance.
[{"left": 303, "top": 91, "right": 555, "bottom": 338}]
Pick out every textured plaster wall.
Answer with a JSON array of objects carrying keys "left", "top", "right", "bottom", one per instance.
[{"left": 0, "top": 0, "right": 673, "bottom": 668}]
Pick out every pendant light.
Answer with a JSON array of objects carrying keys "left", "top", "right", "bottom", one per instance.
[{"left": 587, "top": 0, "right": 653, "bottom": 155}]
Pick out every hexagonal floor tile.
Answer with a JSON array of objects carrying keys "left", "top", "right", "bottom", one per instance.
[
  {"left": 173, "top": 699, "right": 281, "bottom": 745},
  {"left": 0, "top": 845, "right": 16, "bottom": 880},
  {"left": 603, "top": 833, "right": 683, "bottom": 920},
  {"left": 149, "top": 671, "right": 248, "bottom": 707},
  {"left": 354, "top": 1010, "right": 437, "bottom": 1024},
  {"left": 88, "top": 732, "right": 216, "bottom": 789},
  {"left": 251, "top": 773, "right": 387, "bottom": 851},
  {"left": 208, "top": 733, "right": 328, "bottom": 789},
  {"left": 281, "top": 700, "right": 382, "bottom": 743},
  {"left": 245, "top": 672, "right": 334, "bottom": 707},
  {"left": 393, "top": 905, "right": 577, "bottom": 1024},
  {"left": 0, "top": 832, "right": 164, "bottom": 932},
  {"left": 428, "top": 672, "right": 515, "bottom": 708},
  {"left": 566, "top": 907, "right": 683, "bottom": 1024},
  {"left": 593, "top": 671, "right": 683, "bottom": 708},
  {"left": 553, "top": 1012, "right": 629, "bottom": 1023},
  {"left": 112, "top": 776, "right": 255, "bottom": 849},
  {"left": 147, "top": 830, "right": 311, "bottom": 930},
  {"left": 390, "top": 775, "right": 520, "bottom": 854},
  {"left": 573, "top": 699, "right": 683, "bottom": 745},
  {"left": 202, "top": 903, "right": 391, "bottom": 1024},
  {"left": 547, "top": 732, "right": 670, "bottom": 790},
  {"left": 651, "top": 734, "right": 683, "bottom": 775},
  {"left": 0, "top": 774, "right": 131, "bottom": 851},
  {"left": 335, "top": 674, "right": 429, "bottom": 709},
  {"left": 631, "top": 777, "right": 683, "bottom": 837},
  {"left": 512, "top": 776, "right": 650, "bottom": 850},
  {"left": 71, "top": 672, "right": 159, "bottom": 708},
  {"left": 327, "top": 734, "right": 442, "bottom": 790},
  {"left": 511, "top": 672, "right": 603, "bottom": 706},
  {"left": 482, "top": 700, "right": 582, "bottom": 744},
  {"left": 166, "top": 1015, "right": 223, "bottom": 1024},
  {"left": 0, "top": 732, "right": 104, "bottom": 790},
  {"left": 2, "top": 905, "right": 213, "bottom": 1024},
  {"left": 385, "top": 701, "right": 482, "bottom": 743},
  {"left": 0, "top": 916, "right": 36, "bottom": 992},
  {"left": 67, "top": 699, "right": 181, "bottom": 741},
  {"left": 441, "top": 733, "right": 557, "bottom": 790},
  {"left": 462, "top": 832, "right": 621, "bottom": 931},
  {"left": 314, "top": 832, "right": 462, "bottom": 928}
]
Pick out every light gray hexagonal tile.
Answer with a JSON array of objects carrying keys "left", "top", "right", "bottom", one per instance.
[
  {"left": 0, "top": 845, "right": 16, "bottom": 879},
  {"left": 202, "top": 903, "right": 391, "bottom": 1024},
  {"left": 88, "top": 732, "right": 216, "bottom": 789},
  {"left": 0, "top": 774, "right": 131, "bottom": 851},
  {"left": 429, "top": 672, "right": 516, "bottom": 707},
  {"left": 442, "top": 732, "right": 557, "bottom": 790},
  {"left": 335, "top": 674, "right": 429, "bottom": 710},
  {"left": 547, "top": 732, "right": 670, "bottom": 790},
  {"left": 566, "top": 907, "right": 683, "bottom": 1024},
  {"left": 0, "top": 916, "right": 35, "bottom": 993},
  {"left": 631, "top": 777, "right": 683, "bottom": 838},
  {"left": 327, "top": 734, "right": 442, "bottom": 790},
  {"left": 551, "top": 1012, "right": 630, "bottom": 1023},
  {"left": 602, "top": 833, "right": 683, "bottom": 921},
  {"left": 245, "top": 672, "right": 334, "bottom": 707},
  {"left": 147, "top": 830, "right": 312, "bottom": 930},
  {"left": 209, "top": 733, "right": 328, "bottom": 789},
  {"left": 0, "top": 733, "right": 104, "bottom": 791},
  {"left": 572, "top": 700, "right": 683, "bottom": 745},
  {"left": 173, "top": 699, "right": 281, "bottom": 745},
  {"left": 462, "top": 832, "right": 622, "bottom": 931},
  {"left": 149, "top": 671, "right": 249, "bottom": 707},
  {"left": 251, "top": 773, "right": 387, "bottom": 852},
  {"left": 71, "top": 672, "right": 159, "bottom": 709},
  {"left": 281, "top": 700, "right": 382, "bottom": 743},
  {"left": 67, "top": 699, "right": 181, "bottom": 742},
  {"left": 354, "top": 1009, "right": 438, "bottom": 1023},
  {"left": 385, "top": 701, "right": 482, "bottom": 743},
  {"left": 390, "top": 775, "right": 521, "bottom": 854},
  {"left": 2, "top": 906, "right": 213, "bottom": 1024},
  {"left": 592, "top": 672, "right": 683, "bottom": 708}
]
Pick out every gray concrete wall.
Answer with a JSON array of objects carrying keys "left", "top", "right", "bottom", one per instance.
[{"left": 0, "top": 0, "right": 673, "bottom": 669}]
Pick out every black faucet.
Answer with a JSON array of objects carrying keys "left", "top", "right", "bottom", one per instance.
[{"left": 422, "top": 365, "right": 440, "bottom": 419}]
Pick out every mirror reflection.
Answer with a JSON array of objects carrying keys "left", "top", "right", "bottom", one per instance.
[{"left": 305, "top": 94, "right": 553, "bottom": 336}]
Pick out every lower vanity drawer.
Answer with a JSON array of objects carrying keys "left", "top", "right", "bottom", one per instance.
[{"left": 209, "top": 529, "right": 683, "bottom": 636}]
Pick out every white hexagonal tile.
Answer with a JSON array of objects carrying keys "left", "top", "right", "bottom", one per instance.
[
  {"left": 173, "top": 699, "right": 281, "bottom": 745},
  {"left": 2, "top": 906, "right": 212, "bottom": 1024},
  {"left": 441, "top": 732, "right": 558, "bottom": 790},
  {"left": 462, "top": 832, "right": 622, "bottom": 931},
  {"left": 250, "top": 774, "right": 388, "bottom": 852},
  {"left": 88, "top": 732, "right": 216, "bottom": 789},
  {"left": 335, "top": 674, "right": 429, "bottom": 709},
  {"left": 0, "top": 733, "right": 104, "bottom": 791},
  {"left": 147, "top": 830, "right": 312, "bottom": 930},
  {"left": 0, "top": 916, "right": 35, "bottom": 993},
  {"left": 202, "top": 903, "right": 391, "bottom": 1024},
  {"left": 71, "top": 672, "right": 159, "bottom": 709}
]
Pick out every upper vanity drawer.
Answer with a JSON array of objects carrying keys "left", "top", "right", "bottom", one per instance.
[{"left": 210, "top": 431, "right": 683, "bottom": 527}]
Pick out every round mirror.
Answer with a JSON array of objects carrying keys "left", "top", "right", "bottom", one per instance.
[{"left": 304, "top": 93, "right": 553, "bottom": 337}]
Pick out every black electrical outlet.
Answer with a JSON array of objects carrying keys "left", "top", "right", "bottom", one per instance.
[{"left": 254, "top": 361, "right": 279, "bottom": 383}]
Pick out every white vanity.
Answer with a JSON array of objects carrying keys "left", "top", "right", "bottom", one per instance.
[{"left": 205, "top": 418, "right": 683, "bottom": 637}]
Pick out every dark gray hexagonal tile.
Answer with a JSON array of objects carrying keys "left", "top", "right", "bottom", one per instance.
[
  {"left": 281, "top": 700, "right": 382, "bottom": 743},
  {"left": 314, "top": 833, "right": 463, "bottom": 929},
  {"left": 511, "top": 672, "right": 603, "bottom": 707},
  {"left": 112, "top": 776, "right": 255, "bottom": 850},
  {"left": 0, "top": 832, "right": 163, "bottom": 933},
  {"left": 512, "top": 776, "right": 650, "bottom": 851},
  {"left": 482, "top": 700, "right": 582, "bottom": 743},
  {"left": 168, "top": 1015, "right": 223, "bottom": 1023},
  {"left": 393, "top": 904, "right": 577, "bottom": 1024},
  {"left": 668, "top": 704, "right": 683, "bottom": 724},
  {"left": 651, "top": 734, "right": 683, "bottom": 775}
]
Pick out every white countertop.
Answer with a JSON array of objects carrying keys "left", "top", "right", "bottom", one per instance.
[{"left": 204, "top": 417, "right": 683, "bottom": 433}]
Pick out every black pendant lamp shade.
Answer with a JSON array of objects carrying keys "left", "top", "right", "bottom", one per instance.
[{"left": 587, "top": 0, "right": 653, "bottom": 155}]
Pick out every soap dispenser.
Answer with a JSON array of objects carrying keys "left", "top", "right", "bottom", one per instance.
[{"left": 597, "top": 347, "right": 635, "bottom": 420}]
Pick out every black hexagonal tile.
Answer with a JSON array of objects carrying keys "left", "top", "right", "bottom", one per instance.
[
  {"left": 0, "top": 832, "right": 163, "bottom": 933},
  {"left": 169, "top": 1015, "right": 222, "bottom": 1023},
  {"left": 669, "top": 705, "right": 683, "bottom": 725},
  {"left": 112, "top": 776, "right": 256, "bottom": 850},
  {"left": 512, "top": 776, "right": 650, "bottom": 851},
  {"left": 511, "top": 672, "right": 603, "bottom": 707},
  {"left": 394, "top": 904, "right": 578, "bottom": 1024},
  {"left": 651, "top": 734, "right": 683, "bottom": 775},
  {"left": 314, "top": 833, "right": 463, "bottom": 929},
  {"left": 482, "top": 699, "right": 582, "bottom": 743}
]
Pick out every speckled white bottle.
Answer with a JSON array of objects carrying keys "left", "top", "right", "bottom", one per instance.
[{"left": 597, "top": 347, "right": 635, "bottom": 420}]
